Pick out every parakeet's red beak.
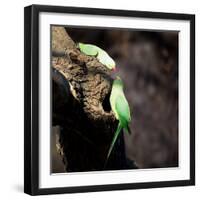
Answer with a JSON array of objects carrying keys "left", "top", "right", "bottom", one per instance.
[{"left": 112, "top": 67, "right": 117, "bottom": 72}]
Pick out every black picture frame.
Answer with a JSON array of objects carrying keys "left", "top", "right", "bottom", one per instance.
[{"left": 24, "top": 4, "right": 195, "bottom": 195}]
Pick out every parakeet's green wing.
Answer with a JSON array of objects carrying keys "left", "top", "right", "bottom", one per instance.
[
  {"left": 78, "top": 43, "right": 98, "bottom": 56},
  {"left": 78, "top": 43, "right": 115, "bottom": 70},
  {"left": 115, "top": 94, "right": 131, "bottom": 133}
]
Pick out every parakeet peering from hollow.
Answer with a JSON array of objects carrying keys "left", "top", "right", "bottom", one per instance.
[
  {"left": 78, "top": 43, "right": 116, "bottom": 71},
  {"left": 107, "top": 76, "right": 131, "bottom": 160}
]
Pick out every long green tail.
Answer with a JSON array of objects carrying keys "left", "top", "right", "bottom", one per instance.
[{"left": 107, "top": 122, "right": 122, "bottom": 160}]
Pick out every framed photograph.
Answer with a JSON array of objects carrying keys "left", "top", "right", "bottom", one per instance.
[{"left": 24, "top": 4, "right": 195, "bottom": 195}]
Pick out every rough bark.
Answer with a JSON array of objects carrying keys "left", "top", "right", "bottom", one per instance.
[{"left": 52, "top": 26, "right": 137, "bottom": 172}]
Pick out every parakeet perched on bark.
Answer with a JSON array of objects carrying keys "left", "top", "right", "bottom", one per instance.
[
  {"left": 107, "top": 76, "right": 131, "bottom": 159},
  {"left": 78, "top": 43, "right": 116, "bottom": 71}
]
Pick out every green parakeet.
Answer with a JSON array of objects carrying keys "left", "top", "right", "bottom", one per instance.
[
  {"left": 108, "top": 76, "right": 131, "bottom": 159},
  {"left": 78, "top": 43, "right": 116, "bottom": 70}
]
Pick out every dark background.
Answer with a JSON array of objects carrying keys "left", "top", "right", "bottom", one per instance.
[{"left": 52, "top": 27, "right": 178, "bottom": 172}]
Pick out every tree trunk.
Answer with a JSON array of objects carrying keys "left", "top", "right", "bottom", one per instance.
[{"left": 51, "top": 26, "right": 137, "bottom": 172}]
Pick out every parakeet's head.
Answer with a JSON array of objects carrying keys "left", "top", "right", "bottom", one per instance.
[{"left": 113, "top": 76, "right": 123, "bottom": 88}]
